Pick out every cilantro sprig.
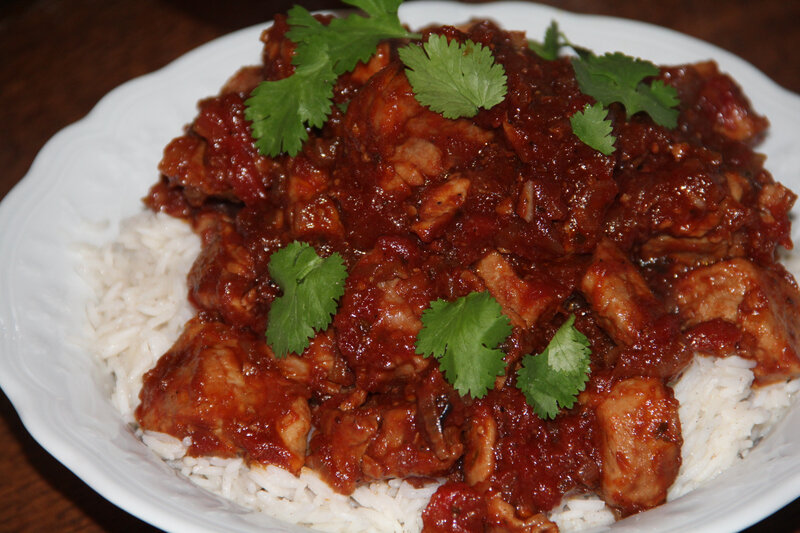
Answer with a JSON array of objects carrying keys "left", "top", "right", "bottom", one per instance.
[
  {"left": 528, "top": 20, "right": 591, "bottom": 61},
  {"left": 246, "top": 49, "right": 335, "bottom": 157},
  {"left": 245, "top": 0, "right": 418, "bottom": 157},
  {"left": 416, "top": 291, "right": 592, "bottom": 419},
  {"left": 246, "top": 0, "right": 511, "bottom": 156},
  {"left": 415, "top": 292, "right": 511, "bottom": 397},
  {"left": 527, "top": 21, "right": 681, "bottom": 154},
  {"left": 570, "top": 102, "right": 616, "bottom": 155},
  {"left": 398, "top": 34, "right": 508, "bottom": 119},
  {"left": 516, "top": 315, "right": 591, "bottom": 419},
  {"left": 528, "top": 20, "right": 592, "bottom": 61},
  {"left": 527, "top": 20, "right": 562, "bottom": 61},
  {"left": 266, "top": 241, "right": 347, "bottom": 358},
  {"left": 569, "top": 52, "right": 679, "bottom": 152},
  {"left": 571, "top": 52, "right": 680, "bottom": 129}
]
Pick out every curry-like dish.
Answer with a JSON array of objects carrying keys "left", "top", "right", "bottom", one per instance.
[{"left": 135, "top": 12, "right": 800, "bottom": 532}]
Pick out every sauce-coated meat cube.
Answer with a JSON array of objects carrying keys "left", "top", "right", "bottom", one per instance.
[
  {"left": 594, "top": 377, "right": 682, "bottom": 514},
  {"left": 672, "top": 258, "right": 800, "bottom": 382},
  {"left": 136, "top": 318, "right": 311, "bottom": 474}
]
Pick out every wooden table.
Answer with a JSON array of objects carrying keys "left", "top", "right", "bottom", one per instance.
[{"left": 1, "top": 0, "right": 799, "bottom": 531}]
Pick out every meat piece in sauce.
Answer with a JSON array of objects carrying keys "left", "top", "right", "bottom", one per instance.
[
  {"left": 332, "top": 59, "right": 494, "bottom": 250},
  {"left": 136, "top": 317, "right": 311, "bottom": 474},
  {"left": 454, "top": 387, "right": 602, "bottom": 525},
  {"left": 273, "top": 330, "right": 355, "bottom": 396},
  {"left": 157, "top": 91, "right": 275, "bottom": 207},
  {"left": 485, "top": 494, "right": 558, "bottom": 533},
  {"left": 497, "top": 27, "right": 617, "bottom": 257},
  {"left": 188, "top": 211, "right": 269, "bottom": 332},
  {"left": 664, "top": 61, "right": 769, "bottom": 146},
  {"left": 334, "top": 236, "right": 433, "bottom": 392},
  {"left": 306, "top": 369, "right": 465, "bottom": 494},
  {"left": 285, "top": 154, "right": 345, "bottom": 242},
  {"left": 475, "top": 250, "right": 568, "bottom": 329},
  {"left": 422, "top": 482, "right": 559, "bottom": 533},
  {"left": 581, "top": 239, "right": 664, "bottom": 347},
  {"left": 580, "top": 239, "right": 691, "bottom": 379},
  {"left": 671, "top": 258, "right": 800, "bottom": 382},
  {"left": 588, "top": 377, "right": 682, "bottom": 515},
  {"left": 422, "top": 483, "right": 489, "bottom": 533}
]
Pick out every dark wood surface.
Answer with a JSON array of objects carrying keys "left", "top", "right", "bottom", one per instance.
[{"left": 1, "top": 0, "right": 799, "bottom": 531}]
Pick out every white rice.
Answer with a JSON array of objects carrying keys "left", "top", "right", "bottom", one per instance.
[
  {"left": 81, "top": 209, "right": 798, "bottom": 532},
  {"left": 549, "top": 493, "right": 616, "bottom": 531},
  {"left": 667, "top": 355, "right": 800, "bottom": 499},
  {"left": 80, "top": 212, "right": 200, "bottom": 423},
  {"left": 138, "top": 431, "right": 438, "bottom": 532}
]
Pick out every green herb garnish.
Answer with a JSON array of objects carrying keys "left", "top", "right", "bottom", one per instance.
[
  {"left": 528, "top": 22, "right": 681, "bottom": 153},
  {"left": 570, "top": 102, "right": 616, "bottom": 155},
  {"left": 246, "top": 48, "right": 335, "bottom": 157},
  {"left": 266, "top": 241, "right": 347, "bottom": 357},
  {"left": 571, "top": 51, "right": 680, "bottom": 129},
  {"left": 245, "top": 0, "right": 418, "bottom": 157},
  {"left": 246, "top": 3, "right": 681, "bottom": 157},
  {"left": 415, "top": 291, "right": 512, "bottom": 397},
  {"left": 528, "top": 20, "right": 592, "bottom": 61},
  {"left": 528, "top": 20, "right": 562, "bottom": 60},
  {"left": 516, "top": 315, "right": 591, "bottom": 419},
  {"left": 398, "top": 34, "right": 508, "bottom": 119},
  {"left": 416, "top": 291, "right": 592, "bottom": 417}
]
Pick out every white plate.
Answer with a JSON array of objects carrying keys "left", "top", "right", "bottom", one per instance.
[{"left": 1, "top": 2, "right": 800, "bottom": 532}]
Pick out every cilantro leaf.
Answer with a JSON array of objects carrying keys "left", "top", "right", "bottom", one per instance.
[
  {"left": 399, "top": 34, "right": 508, "bottom": 119},
  {"left": 266, "top": 241, "right": 347, "bottom": 358},
  {"left": 528, "top": 20, "right": 562, "bottom": 60},
  {"left": 577, "top": 51, "right": 660, "bottom": 90},
  {"left": 325, "top": 15, "right": 410, "bottom": 73},
  {"left": 516, "top": 315, "right": 591, "bottom": 419},
  {"left": 245, "top": 48, "right": 336, "bottom": 157},
  {"left": 289, "top": 2, "right": 416, "bottom": 77},
  {"left": 283, "top": 4, "right": 326, "bottom": 45},
  {"left": 570, "top": 102, "right": 616, "bottom": 155},
  {"left": 347, "top": 0, "right": 402, "bottom": 16},
  {"left": 571, "top": 52, "right": 680, "bottom": 128},
  {"left": 246, "top": 0, "right": 417, "bottom": 157},
  {"left": 416, "top": 291, "right": 512, "bottom": 397},
  {"left": 529, "top": 20, "right": 593, "bottom": 61},
  {"left": 641, "top": 79, "right": 681, "bottom": 127}
]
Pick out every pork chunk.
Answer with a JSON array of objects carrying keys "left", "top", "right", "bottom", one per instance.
[
  {"left": 334, "top": 237, "right": 433, "bottom": 391},
  {"left": 136, "top": 318, "right": 311, "bottom": 474},
  {"left": 595, "top": 377, "right": 682, "bottom": 515},
  {"left": 411, "top": 177, "right": 471, "bottom": 242},
  {"left": 188, "top": 212, "right": 270, "bottom": 332},
  {"left": 158, "top": 93, "right": 273, "bottom": 207},
  {"left": 671, "top": 258, "right": 800, "bottom": 382},
  {"left": 580, "top": 239, "right": 663, "bottom": 346},
  {"left": 462, "top": 404, "right": 497, "bottom": 486},
  {"left": 475, "top": 250, "right": 565, "bottom": 329},
  {"left": 307, "top": 377, "right": 464, "bottom": 494}
]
